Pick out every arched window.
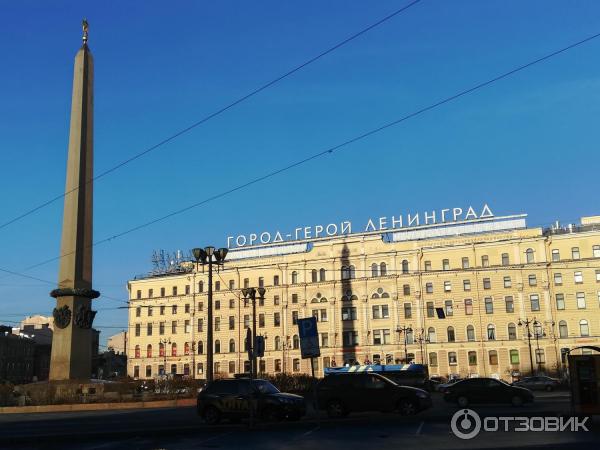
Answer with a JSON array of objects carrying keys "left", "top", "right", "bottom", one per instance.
[
  {"left": 371, "top": 263, "right": 379, "bottom": 277},
  {"left": 229, "top": 339, "right": 235, "bottom": 353},
  {"left": 559, "top": 320, "right": 568, "bottom": 338},
  {"left": 215, "top": 339, "right": 221, "bottom": 353},
  {"left": 447, "top": 326, "right": 455, "bottom": 342},
  {"left": 525, "top": 248, "right": 534, "bottom": 263},
  {"left": 429, "top": 352, "right": 438, "bottom": 366},
  {"left": 311, "top": 269, "right": 318, "bottom": 283},
  {"left": 580, "top": 320, "right": 590, "bottom": 337},
  {"left": 146, "top": 344, "right": 152, "bottom": 358},
  {"left": 406, "top": 328, "right": 414, "bottom": 344},
  {"left": 487, "top": 324, "right": 496, "bottom": 340},
  {"left": 341, "top": 266, "right": 350, "bottom": 280},
  {"left": 275, "top": 336, "right": 281, "bottom": 350},
  {"left": 380, "top": 262, "right": 387, "bottom": 276},
  {"left": 184, "top": 342, "right": 190, "bottom": 355},
  {"left": 507, "top": 323, "right": 517, "bottom": 340},
  {"left": 319, "top": 268, "right": 326, "bottom": 282},
  {"left": 291, "top": 271, "right": 298, "bottom": 284},
  {"left": 171, "top": 342, "right": 177, "bottom": 357},
  {"left": 402, "top": 260, "right": 409, "bottom": 274},
  {"left": 135, "top": 345, "right": 140, "bottom": 358},
  {"left": 198, "top": 341, "right": 203, "bottom": 355},
  {"left": 159, "top": 342, "right": 165, "bottom": 357},
  {"left": 427, "top": 327, "right": 436, "bottom": 343},
  {"left": 349, "top": 265, "right": 356, "bottom": 279},
  {"left": 199, "top": 281, "right": 204, "bottom": 293},
  {"left": 466, "top": 325, "right": 475, "bottom": 341},
  {"left": 293, "top": 335, "right": 300, "bottom": 349}
]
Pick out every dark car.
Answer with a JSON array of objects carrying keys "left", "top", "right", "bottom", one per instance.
[
  {"left": 316, "top": 373, "right": 432, "bottom": 417},
  {"left": 443, "top": 377, "right": 534, "bottom": 407},
  {"left": 197, "top": 378, "right": 305, "bottom": 425},
  {"left": 513, "top": 376, "right": 561, "bottom": 391}
]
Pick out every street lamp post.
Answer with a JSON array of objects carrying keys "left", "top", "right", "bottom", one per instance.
[
  {"left": 241, "top": 287, "right": 266, "bottom": 379},
  {"left": 396, "top": 326, "right": 412, "bottom": 364},
  {"left": 159, "top": 338, "right": 171, "bottom": 376},
  {"left": 533, "top": 322, "right": 546, "bottom": 374},
  {"left": 415, "top": 328, "right": 430, "bottom": 365},
  {"left": 192, "top": 246, "right": 228, "bottom": 384},
  {"left": 518, "top": 317, "right": 536, "bottom": 375}
]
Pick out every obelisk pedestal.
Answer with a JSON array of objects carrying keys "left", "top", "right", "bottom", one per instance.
[{"left": 49, "top": 21, "right": 100, "bottom": 381}]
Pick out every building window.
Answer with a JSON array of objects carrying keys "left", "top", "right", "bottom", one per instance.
[
  {"left": 464, "top": 298, "right": 473, "bottom": 315},
  {"left": 468, "top": 351, "right": 477, "bottom": 365},
  {"left": 136, "top": 307, "right": 141, "bottom": 317},
  {"left": 342, "top": 306, "right": 357, "bottom": 321},
  {"left": 424, "top": 261, "right": 431, "bottom": 271},
  {"left": 273, "top": 275, "right": 279, "bottom": 286},
  {"left": 380, "top": 263, "right": 387, "bottom": 276},
  {"left": 594, "top": 245, "right": 600, "bottom": 258},
  {"left": 555, "top": 293, "right": 565, "bottom": 310},
  {"left": 525, "top": 248, "right": 534, "bottom": 263},
  {"left": 213, "top": 317, "right": 220, "bottom": 331},
  {"left": 448, "top": 352, "right": 457, "bottom": 365},
  {"left": 229, "top": 339, "right": 235, "bottom": 353},
  {"left": 485, "top": 297, "right": 493, "bottom": 314},
  {"left": 293, "top": 359, "right": 300, "bottom": 372},
  {"left": 149, "top": 289, "right": 154, "bottom": 298},
  {"left": 580, "top": 320, "right": 590, "bottom": 336},
  {"left": 530, "top": 294, "right": 540, "bottom": 311},
  {"left": 503, "top": 276, "right": 511, "bottom": 288},
  {"left": 311, "top": 269, "right": 318, "bottom": 283},
  {"left": 244, "top": 278, "right": 250, "bottom": 289},
  {"left": 197, "top": 341, "right": 203, "bottom": 355},
  {"left": 274, "top": 336, "right": 281, "bottom": 350},
  {"left": 574, "top": 271, "right": 583, "bottom": 283},
  {"left": 554, "top": 273, "right": 563, "bottom": 285},
  {"left": 184, "top": 342, "right": 190, "bottom": 355},
  {"left": 172, "top": 286, "right": 178, "bottom": 296},
  {"left": 343, "top": 331, "right": 359, "bottom": 346},
  {"left": 463, "top": 279, "right": 471, "bottom": 291},
  {"left": 372, "top": 305, "right": 389, "bottom": 319},
  {"left": 444, "top": 281, "right": 451, "bottom": 292},
  {"left": 197, "top": 318, "right": 203, "bottom": 332},
  {"left": 133, "top": 366, "right": 139, "bottom": 378},
  {"left": 481, "top": 255, "right": 489, "bottom": 267},
  {"left": 229, "top": 299, "right": 235, "bottom": 309},
  {"left": 321, "top": 333, "right": 329, "bottom": 347},
  {"left": 197, "top": 363, "right": 203, "bottom": 375},
  {"left": 489, "top": 350, "right": 499, "bottom": 365},
  {"left": 274, "top": 312, "right": 281, "bottom": 327},
  {"left": 215, "top": 300, "right": 221, "bottom": 310},
  {"left": 136, "top": 290, "right": 141, "bottom": 300},
  {"left": 171, "top": 343, "right": 177, "bottom": 357},
  {"left": 535, "top": 348, "right": 545, "bottom": 364},
  {"left": 371, "top": 263, "right": 378, "bottom": 278},
  {"left": 528, "top": 274, "right": 537, "bottom": 286},
  {"left": 134, "top": 345, "right": 140, "bottom": 358},
  {"left": 429, "top": 352, "right": 438, "bottom": 366},
  {"left": 373, "top": 329, "right": 391, "bottom": 345},
  {"left": 198, "top": 281, "right": 204, "bottom": 293},
  {"left": 426, "top": 302, "right": 434, "bottom": 318},
  {"left": 292, "top": 294, "right": 298, "bottom": 304},
  {"left": 160, "top": 287, "right": 165, "bottom": 297},
  {"left": 159, "top": 322, "right": 165, "bottom": 335},
  {"left": 145, "top": 365, "right": 152, "bottom": 377},
  {"left": 462, "top": 257, "right": 469, "bottom": 269},
  {"left": 172, "top": 321, "right": 177, "bottom": 334},
  {"left": 509, "top": 349, "right": 519, "bottom": 364},
  {"left": 147, "top": 323, "right": 153, "bottom": 336},
  {"left": 552, "top": 249, "right": 560, "bottom": 262},
  {"left": 274, "top": 359, "right": 282, "bottom": 372},
  {"left": 244, "top": 315, "right": 250, "bottom": 328},
  {"left": 447, "top": 326, "right": 455, "bottom": 342},
  {"left": 502, "top": 253, "right": 509, "bottom": 266},
  {"left": 508, "top": 323, "right": 517, "bottom": 340},
  {"left": 403, "top": 284, "right": 410, "bottom": 296},
  {"left": 427, "top": 327, "right": 436, "bottom": 343},
  {"left": 426, "top": 283, "right": 433, "bottom": 294},
  {"left": 487, "top": 324, "right": 496, "bottom": 340},
  {"left": 148, "top": 306, "right": 153, "bottom": 317},
  {"left": 467, "top": 325, "right": 475, "bottom": 341},
  {"left": 596, "top": 270, "right": 600, "bottom": 282},
  {"left": 404, "top": 303, "right": 412, "bottom": 319},
  {"left": 228, "top": 316, "right": 235, "bottom": 331},
  {"left": 572, "top": 247, "right": 580, "bottom": 260},
  {"left": 483, "top": 278, "right": 491, "bottom": 289},
  {"left": 159, "top": 343, "right": 165, "bottom": 357},
  {"left": 442, "top": 259, "right": 450, "bottom": 271},
  {"left": 559, "top": 320, "right": 568, "bottom": 338},
  {"left": 172, "top": 305, "right": 177, "bottom": 315},
  {"left": 505, "top": 296, "right": 514, "bottom": 313},
  {"left": 214, "top": 340, "right": 220, "bottom": 354},
  {"left": 577, "top": 292, "right": 586, "bottom": 309},
  {"left": 291, "top": 311, "right": 299, "bottom": 325},
  {"left": 402, "top": 260, "right": 409, "bottom": 274},
  {"left": 215, "top": 281, "right": 221, "bottom": 291},
  {"left": 229, "top": 280, "right": 235, "bottom": 290}
]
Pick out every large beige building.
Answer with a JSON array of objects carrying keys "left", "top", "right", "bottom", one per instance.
[{"left": 126, "top": 210, "right": 600, "bottom": 382}]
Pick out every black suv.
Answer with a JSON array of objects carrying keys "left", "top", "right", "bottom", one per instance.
[
  {"left": 197, "top": 378, "right": 306, "bottom": 425},
  {"left": 316, "top": 373, "right": 432, "bottom": 417}
]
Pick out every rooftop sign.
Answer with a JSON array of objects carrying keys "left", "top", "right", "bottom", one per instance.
[{"left": 227, "top": 204, "right": 494, "bottom": 248}]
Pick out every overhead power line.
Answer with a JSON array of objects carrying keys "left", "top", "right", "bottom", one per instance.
[
  {"left": 0, "top": 1, "right": 422, "bottom": 232},
  {"left": 2, "top": 30, "right": 599, "bottom": 283}
]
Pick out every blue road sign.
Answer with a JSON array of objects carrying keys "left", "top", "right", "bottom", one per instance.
[{"left": 297, "top": 317, "right": 320, "bottom": 359}]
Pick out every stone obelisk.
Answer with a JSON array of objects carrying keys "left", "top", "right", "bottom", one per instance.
[{"left": 49, "top": 20, "right": 100, "bottom": 381}]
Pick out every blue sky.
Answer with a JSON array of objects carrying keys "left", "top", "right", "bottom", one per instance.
[{"left": 1, "top": 1, "right": 599, "bottom": 344}]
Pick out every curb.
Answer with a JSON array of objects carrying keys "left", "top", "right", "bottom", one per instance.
[{"left": 0, "top": 397, "right": 196, "bottom": 414}]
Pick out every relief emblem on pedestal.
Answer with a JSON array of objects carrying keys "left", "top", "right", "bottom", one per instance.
[
  {"left": 53, "top": 305, "right": 72, "bottom": 329},
  {"left": 74, "top": 304, "right": 97, "bottom": 329}
]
